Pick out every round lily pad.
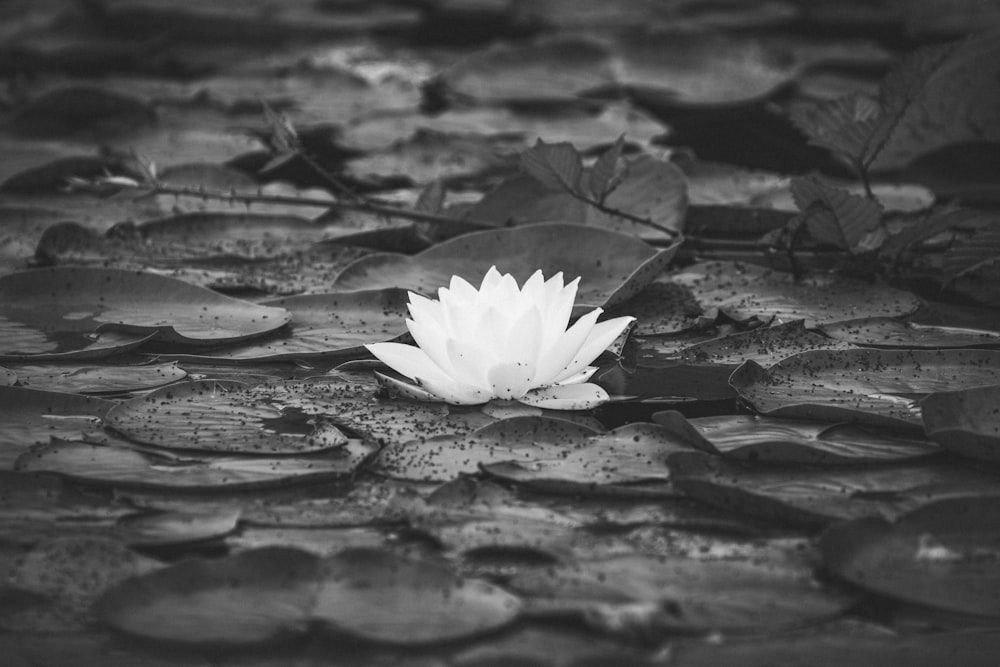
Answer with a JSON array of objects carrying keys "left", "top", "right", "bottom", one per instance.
[
  {"left": 820, "top": 317, "right": 1000, "bottom": 349},
  {"left": 922, "top": 384, "right": 1000, "bottom": 462},
  {"left": 730, "top": 348, "right": 1000, "bottom": 429},
  {"left": 669, "top": 261, "right": 921, "bottom": 326},
  {"left": 105, "top": 380, "right": 348, "bottom": 454},
  {"left": 313, "top": 548, "right": 523, "bottom": 644},
  {"left": 0, "top": 267, "right": 291, "bottom": 352},
  {"left": 9, "top": 362, "right": 187, "bottom": 394},
  {"left": 330, "top": 223, "right": 680, "bottom": 311}
]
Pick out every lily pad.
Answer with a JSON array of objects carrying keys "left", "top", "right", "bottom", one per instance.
[
  {"left": 330, "top": 223, "right": 681, "bottom": 312},
  {"left": 0, "top": 386, "right": 113, "bottom": 470},
  {"left": 15, "top": 439, "right": 376, "bottom": 490},
  {"left": 312, "top": 548, "right": 523, "bottom": 644},
  {"left": 0, "top": 267, "right": 291, "bottom": 351},
  {"left": 669, "top": 261, "right": 921, "bottom": 326},
  {"left": 605, "top": 279, "right": 704, "bottom": 336},
  {"left": 667, "top": 450, "right": 1000, "bottom": 526},
  {"left": 730, "top": 348, "right": 1000, "bottom": 429},
  {"left": 96, "top": 547, "right": 321, "bottom": 644},
  {"left": 508, "top": 552, "right": 853, "bottom": 633},
  {"left": 653, "top": 411, "right": 941, "bottom": 464},
  {"left": 679, "top": 320, "right": 855, "bottom": 366},
  {"left": 922, "top": 384, "right": 1000, "bottom": 462},
  {"left": 820, "top": 317, "right": 1000, "bottom": 349},
  {"left": 9, "top": 362, "right": 187, "bottom": 394},
  {"left": 159, "top": 289, "right": 410, "bottom": 363},
  {"left": 479, "top": 423, "right": 691, "bottom": 494},
  {"left": 820, "top": 496, "right": 1000, "bottom": 617},
  {"left": 105, "top": 380, "right": 348, "bottom": 454},
  {"left": 374, "top": 416, "right": 604, "bottom": 482},
  {"left": 114, "top": 508, "right": 242, "bottom": 548}
]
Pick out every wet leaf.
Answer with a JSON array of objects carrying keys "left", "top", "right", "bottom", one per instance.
[
  {"left": 114, "top": 508, "right": 242, "bottom": 548},
  {"left": 922, "top": 384, "right": 1000, "bottom": 462},
  {"left": 312, "top": 548, "right": 523, "bottom": 644},
  {"left": 0, "top": 267, "right": 291, "bottom": 351},
  {"left": 820, "top": 496, "right": 1000, "bottom": 617},
  {"left": 653, "top": 411, "right": 940, "bottom": 464},
  {"left": 820, "top": 317, "right": 1000, "bottom": 349},
  {"left": 791, "top": 177, "right": 885, "bottom": 253},
  {"left": 678, "top": 320, "right": 854, "bottom": 366},
  {"left": 669, "top": 261, "right": 920, "bottom": 326},
  {"left": 160, "top": 289, "right": 410, "bottom": 363},
  {"left": 520, "top": 140, "right": 584, "bottom": 193},
  {"left": 667, "top": 450, "right": 1000, "bottom": 526},
  {"left": 96, "top": 547, "right": 321, "bottom": 644},
  {"left": 374, "top": 416, "right": 604, "bottom": 482},
  {"left": 105, "top": 380, "right": 348, "bottom": 454},
  {"left": 331, "top": 223, "right": 680, "bottom": 312},
  {"left": 730, "top": 348, "right": 1000, "bottom": 429},
  {"left": 9, "top": 362, "right": 187, "bottom": 394},
  {"left": 0, "top": 386, "right": 112, "bottom": 469}
]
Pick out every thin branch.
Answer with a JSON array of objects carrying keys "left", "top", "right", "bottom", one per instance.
[{"left": 565, "top": 190, "right": 680, "bottom": 240}]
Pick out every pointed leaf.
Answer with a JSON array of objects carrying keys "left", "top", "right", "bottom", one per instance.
[
  {"left": 519, "top": 140, "right": 584, "bottom": 193},
  {"left": 586, "top": 135, "right": 626, "bottom": 200},
  {"left": 791, "top": 177, "right": 885, "bottom": 253},
  {"left": 790, "top": 93, "right": 881, "bottom": 164}
]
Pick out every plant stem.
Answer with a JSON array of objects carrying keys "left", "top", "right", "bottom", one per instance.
[{"left": 567, "top": 190, "right": 679, "bottom": 239}]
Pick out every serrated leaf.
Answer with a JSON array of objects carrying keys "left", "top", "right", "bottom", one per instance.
[
  {"left": 790, "top": 94, "right": 881, "bottom": 165},
  {"left": 586, "top": 135, "right": 626, "bottom": 201},
  {"left": 943, "top": 227, "right": 1000, "bottom": 282},
  {"left": 863, "top": 41, "right": 956, "bottom": 168},
  {"left": 791, "top": 178, "right": 885, "bottom": 253},
  {"left": 519, "top": 140, "right": 584, "bottom": 193}
]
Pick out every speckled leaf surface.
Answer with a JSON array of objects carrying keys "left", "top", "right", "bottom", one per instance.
[
  {"left": 820, "top": 317, "right": 1000, "bottom": 349},
  {"left": 105, "top": 380, "right": 348, "bottom": 454},
  {"left": 653, "top": 411, "right": 940, "bottom": 464},
  {"left": 0, "top": 386, "right": 113, "bottom": 470},
  {"left": 669, "top": 261, "right": 921, "bottom": 326},
  {"left": 820, "top": 497, "right": 1000, "bottom": 617},
  {"left": 667, "top": 451, "right": 1000, "bottom": 526},
  {"left": 330, "top": 223, "right": 681, "bottom": 311},
  {"left": 0, "top": 268, "right": 291, "bottom": 351},
  {"left": 160, "top": 289, "right": 410, "bottom": 363},
  {"left": 922, "top": 384, "right": 1000, "bottom": 462},
  {"left": 679, "top": 320, "right": 855, "bottom": 366},
  {"left": 9, "top": 362, "right": 186, "bottom": 394},
  {"left": 730, "top": 348, "right": 1000, "bottom": 428}
]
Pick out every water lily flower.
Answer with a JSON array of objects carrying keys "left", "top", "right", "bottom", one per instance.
[{"left": 365, "top": 266, "right": 634, "bottom": 410}]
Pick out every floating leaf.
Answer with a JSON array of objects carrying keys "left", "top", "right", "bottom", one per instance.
[
  {"left": 820, "top": 317, "right": 1000, "bottom": 349},
  {"left": 9, "top": 362, "right": 186, "bottom": 394},
  {"left": 114, "top": 508, "right": 242, "bottom": 548},
  {"left": 374, "top": 416, "right": 604, "bottom": 482},
  {"left": 820, "top": 496, "right": 1000, "bottom": 617},
  {"left": 730, "top": 348, "right": 1000, "bottom": 429},
  {"left": 653, "top": 411, "right": 940, "bottom": 464},
  {"left": 159, "top": 289, "right": 410, "bottom": 363},
  {"left": 667, "top": 450, "right": 1000, "bottom": 526},
  {"left": 0, "top": 386, "right": 112, "bottom": 470},
  {"left": 0, "top": 268, "right": 291, "bottom": 351},
  {"left": 922, "top": 384, "right": 1000, "bottom": 462},
  {"left": 96, "top": 547, "right": 320, "bottom": 644},
  {"left": 943, "top": 227, "right": 1000, "bottom": 283},
  {"left": 331, "top": 223, "right": 680, "bottom": 312},
  {"left": 669, "top": 261, "right": 920, "bottom": 326},
  {"left": 105, "top": 380, "right": 347, "bottom": 454},
  {"left": 313, "top": 548, "right": 522, "bottom": 644},
  {"left": 678, "top": 320, "right": 854, "bottom": 366}
]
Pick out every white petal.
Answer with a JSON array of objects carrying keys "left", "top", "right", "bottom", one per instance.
[
  {"left": 472, "top": 305, "right": 509, "bottom": 352},
  {"left": 440, "top": 288, "right": 481, "bottom": 341},
  {"left": 449, "top": 274, "right": 479, "bottom": 301},
  {"left": 479, "top": 266, "right": 504, "bottom": 293},
  {"left": 520, "top": 270, "right": 546, "bottom": 305},
  {"left": 406, "top": 317, "right": 456, "bottom": 377},
  {"left": 486, "top": 361, "right": 536, "bottom": 400},
  {"left": 552, "top": 366, "right": 597, "bottom": 386},
  {"left": 416, "top": 374, "right": 491, "bottom": 405},
  {"left": 517, "top": 383, "right": 610, "bottom": 410},
  {"left": 446, "top": 337, "right": 494, "bottom": 388},
  {"left": 365, "top": 342, "right": 454, "bottom": 386},
  {"left": 535, "top": 308, "right": 603, "bottom": 384},
  {"left": 541, "top": 276, "right": 579, "bottom": 352},
  {"left": 406, "top": 292, "right": 445, "bottom": 329},
  {"left": 552, "top": 315, "right": 635, "bottom": 383},
  {"left": 500, "top": 305, "right": 542, "bottom": 377}
]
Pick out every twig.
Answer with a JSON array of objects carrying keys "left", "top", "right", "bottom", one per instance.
[{"left": 566, "top": 190, "right": 680, "bottom": 240}]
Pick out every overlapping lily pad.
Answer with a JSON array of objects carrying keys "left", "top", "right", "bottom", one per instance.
[
  {"left": 9, "top": 362, "right": 187, "bottom": 394},
  {"left": 820, "top": 497, "right": 1000, "bottom": 617},
  {"left": 667, "top": 451, "right": 1000, "bottom": 526},
  {"left": 330, "top": 223, "right": 681, "bottom": 311},
  {"left": 0, "top": 386, "right": 113, "bottom": 469},
  {"left": 922, "top": 384, "right": 1000, "bottom": 461},
  {"left": 160, "top": 289, "right": 410, "bottom": 363},
  {"left": 105, "top": 380, "right": 348, "bottom": 454},
  {"left": 0, "top": 267, "right": 291, "bottom": 354},
  {"left": 820, "top": 317, "right": 1000, "bottom": 349},
  {"left": 653, "top": 411, "right": 940, "bottom": 464},
  {"left": 669, "top": 261, "right": 921, "bottom": 326},
  {"left": 730, "top": 348, "right": 1000, "bottom": 428},
  {"left": 678, "top": 320, "right": 855, "bottom": 366}
]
